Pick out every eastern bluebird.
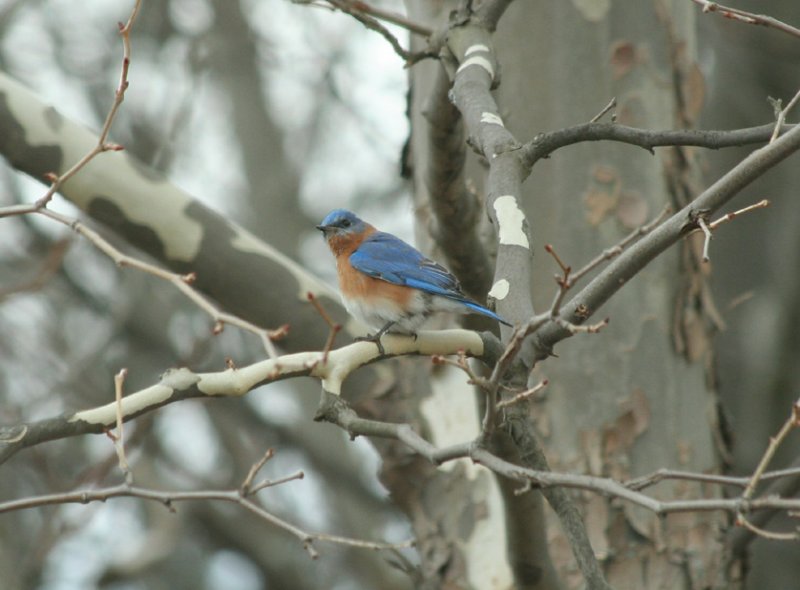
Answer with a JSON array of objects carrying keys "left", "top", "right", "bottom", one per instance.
[{"left": 317, "top": 209, "right": 511, "bottom": 351}]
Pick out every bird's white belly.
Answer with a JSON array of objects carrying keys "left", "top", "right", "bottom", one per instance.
[{"left": 343, "top": 290, "right": 429, "bottom": 333}]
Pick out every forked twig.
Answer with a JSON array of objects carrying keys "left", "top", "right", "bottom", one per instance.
[
  {"left": 736, "top": 398, "right": 800, "bottom": 540},
  {"left": 698, "top": 199, "right": 770, "bottom": 262}
]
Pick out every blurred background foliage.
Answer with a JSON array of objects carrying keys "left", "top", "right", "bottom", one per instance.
[
  {"left": 1, "top": 0, "right": 799, "bottom": 588},
  {"left": 0, "top": 1, "right": 414, "bottom": 588}
]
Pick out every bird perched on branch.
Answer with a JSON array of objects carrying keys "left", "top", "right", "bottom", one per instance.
[{"left": 317, "top": 209, "right": 511, "bottom": 353}]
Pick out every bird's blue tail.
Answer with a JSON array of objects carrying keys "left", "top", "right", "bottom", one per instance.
[{"left": 462, "top": 300, "right": 513, "bottom": 327}]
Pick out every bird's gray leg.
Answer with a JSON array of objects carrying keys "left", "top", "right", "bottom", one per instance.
[{"left": 354, "top": 321, "right": 394, "bottom": 355}]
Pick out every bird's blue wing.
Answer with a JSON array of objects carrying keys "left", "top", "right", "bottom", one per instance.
[
  {"left": 350, "top": 232, "right": 464, "bottom": 299},
  {"left": 351, "top": 232, "right": 512, "bottom": 326}
]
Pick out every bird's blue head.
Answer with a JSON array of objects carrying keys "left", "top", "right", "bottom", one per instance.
[{"left": 316, "top": 209, "right": 368, "bottom": 239}]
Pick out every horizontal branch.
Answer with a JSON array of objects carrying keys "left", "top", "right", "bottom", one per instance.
[
  {"left": 522, "top": 122, "right": 795, "bottom": 167},
  {"left": 314, "top": 391, "right": 800, "bottom": 517},
  {"left": 0, "top": 452, "right": 412, "bottom": 558},
  {"left": 0, "top": 330, "right": 492, "bottom": 465}
]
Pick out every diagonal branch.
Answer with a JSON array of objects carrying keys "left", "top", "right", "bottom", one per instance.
[
  {"left": 529, "top": 121, "right": 800, "bottom": 361},
  {"left": 303, "top": 0, "right": 436, "bottom": 65}
]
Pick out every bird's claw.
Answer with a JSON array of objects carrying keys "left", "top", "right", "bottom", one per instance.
[{"left": 354, "top": 333, "right": 386, "bottom": 355}]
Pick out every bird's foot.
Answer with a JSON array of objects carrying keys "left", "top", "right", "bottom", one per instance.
[
  {"left": 354, "top": 332, "right": 386, "bottom": 355},
  {"left": 354, "top": 321, "right": 395, "bottom": 356}
]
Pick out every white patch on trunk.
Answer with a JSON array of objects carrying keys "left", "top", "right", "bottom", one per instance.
[
  {"left": 480, "top": 112, "right": 504, "bottom": 126},
  {"left": 456, "top": 56, "right": 495, "bottom": 80},
  {"left": 493, "top": 196, "right": 529, "bottom": 249},
  {"left": 420, "top": 366, "right": 513, "bottom": 589},
  {"left": 488, "top": 279, "right": 510, "bottom": 300},
  {"left": 465, "top": 44, "right": 490, "bottom": 56}
]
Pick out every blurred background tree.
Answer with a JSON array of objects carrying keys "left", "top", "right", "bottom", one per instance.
[{"left": 0, "top": 1, "right": 798, "bottom": 589}]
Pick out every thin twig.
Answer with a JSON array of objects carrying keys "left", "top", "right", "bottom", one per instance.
[
  {"left": 497, "top": 379, "right": 549, "bottom": 408},
  {"left": 741, "top": 400, "right": 800, "bottom": 501},
  {"left": 736, "top": 398, "right": 800, "bottom": 540},
  {"left": 34, "top": 0, "right": 142, "bottom": 210},
  {"left": 241, "top": 448, "right": 276, "bottom": 495},
  {"left": 307, "top": 292, "right": 342, "bottom": 363},
  {"left": 736, "top": 515, "right": 798, "bottom": 541},
  {"left": 697, "top": 216, "right": 713, "bottom": 262},
  {"left": 310, "top": 0, "right": 435, "bottom": 65},
  {"left": 590, "top": 97, "right": 617, "bottom": 123},
  {"left": 690, "top": 0, "right": 800, "bottom": 40},
  {"left": 544, "top": 243, "right": 570, "bottom": 275},
  {"left": 36, "top": 209, "right": 283, "bottom": 358},
  {"left": 340, "top": 0, "right": 432, "bottom": 37},
  {"left": 708, "top": 199, "right": 769, "bottom": 230},
  {"left": 770, "top": 88, "right": 800, "bottom": 143},
  {"left": 697, "top": 199, "right": 770, "bottom": 262},
  {"left": 0, "top": 0, "right": 284, "bottom": 358},
  {"left": 111, "top": 368, "right": 132, "bottom": 483},
  {"left": 626, "top": 466, "right": 800, "bottom": 491},
  {"left": 569, "top": 205, "right": 672, "bottom": 285},
  {"left": 542, "top": 206, "right": 673, "bottom": 319},
  {"left": 0, "top": 451, "right": 408, "bottom": 558}
]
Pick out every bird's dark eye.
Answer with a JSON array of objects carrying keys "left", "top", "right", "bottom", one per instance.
[{"left": 341, "top": 219, "right": 351, "bottom": 228}]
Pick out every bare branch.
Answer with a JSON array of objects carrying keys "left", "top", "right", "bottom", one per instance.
[
  {"left": 32, "top": 208, "right": 284, "bottom": 358},
  {"left": 590, "top": 97, "right": 617, "bottom": 123},
  {"left": 697, "top": 199, "right": 770, "bottom": 262},
  {"left": 314, "top": 392, "right": 800, "bottom": 519},
  {"left": 530, "top": 122, "right": 800, "bottom": 362},
  {"left": 298, "top": 0, "right": 435, "bottom": 65},
  {"left": 496, "top": 379, "right": 548, "bottom": 408},
  {"left": 0, "top": 329, "right": 495, "bottom": 464},
  {"left": 735, "top": 398, "right": 800, "bottom": 540},
  {"left": 626, "top": 464, "right": 800, "bottom": 493},
  {"left": 0, "top": 451, "right": 409, "bottom": 558},
  {"left": 690, "top": 0, "right": 800, "bottom": 40},
  {"left": 522, "top": 122, "right": 795, "bottom": 167},
  {"left": 771, "top": 88, "right": 800, "bottom": 143},
  {"left": 708, "top": 199, "right": 770, "bottom": 231},
  {"left": 33, "top": 0, "right": 142, "bottom": 210},
  {"left": 111, "top": 368, "right": 132, "bottom": 483},
  {"left": 307, "top": 292, "right": 342, "bottom": 363},
  {"left": 423, "top": 63, "right": 496, "bottom": 300},
  {"left": 569, "top": 205, "right": 672, "bottom": 285}
]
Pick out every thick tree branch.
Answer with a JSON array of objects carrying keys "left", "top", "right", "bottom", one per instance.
[
  {"left": 0, "top": 330, "right": 493, "bottom": 465},
  {"left": 529, "top": 121, "right": 800, "bottom": 361},
  {"left": 444, "top": 16, "right": 602, "bottom": 589},
  {"left": 0, "top": 71, "right": 342, "bottom": 352},
  {"left": 423, "top": 63, "right": 495, "bottom": 302}
]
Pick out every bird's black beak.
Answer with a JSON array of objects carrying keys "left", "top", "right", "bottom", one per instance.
[{"left": 316, "top": 224, "right": 328, "bottom": 234}]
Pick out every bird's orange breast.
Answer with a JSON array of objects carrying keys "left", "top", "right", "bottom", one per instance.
[
  {"left": 336, "top": 257, "right": 416, "bottom": 307},
  {"left": 327, "top": 225, "right": 375, "bottom": 257}
]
